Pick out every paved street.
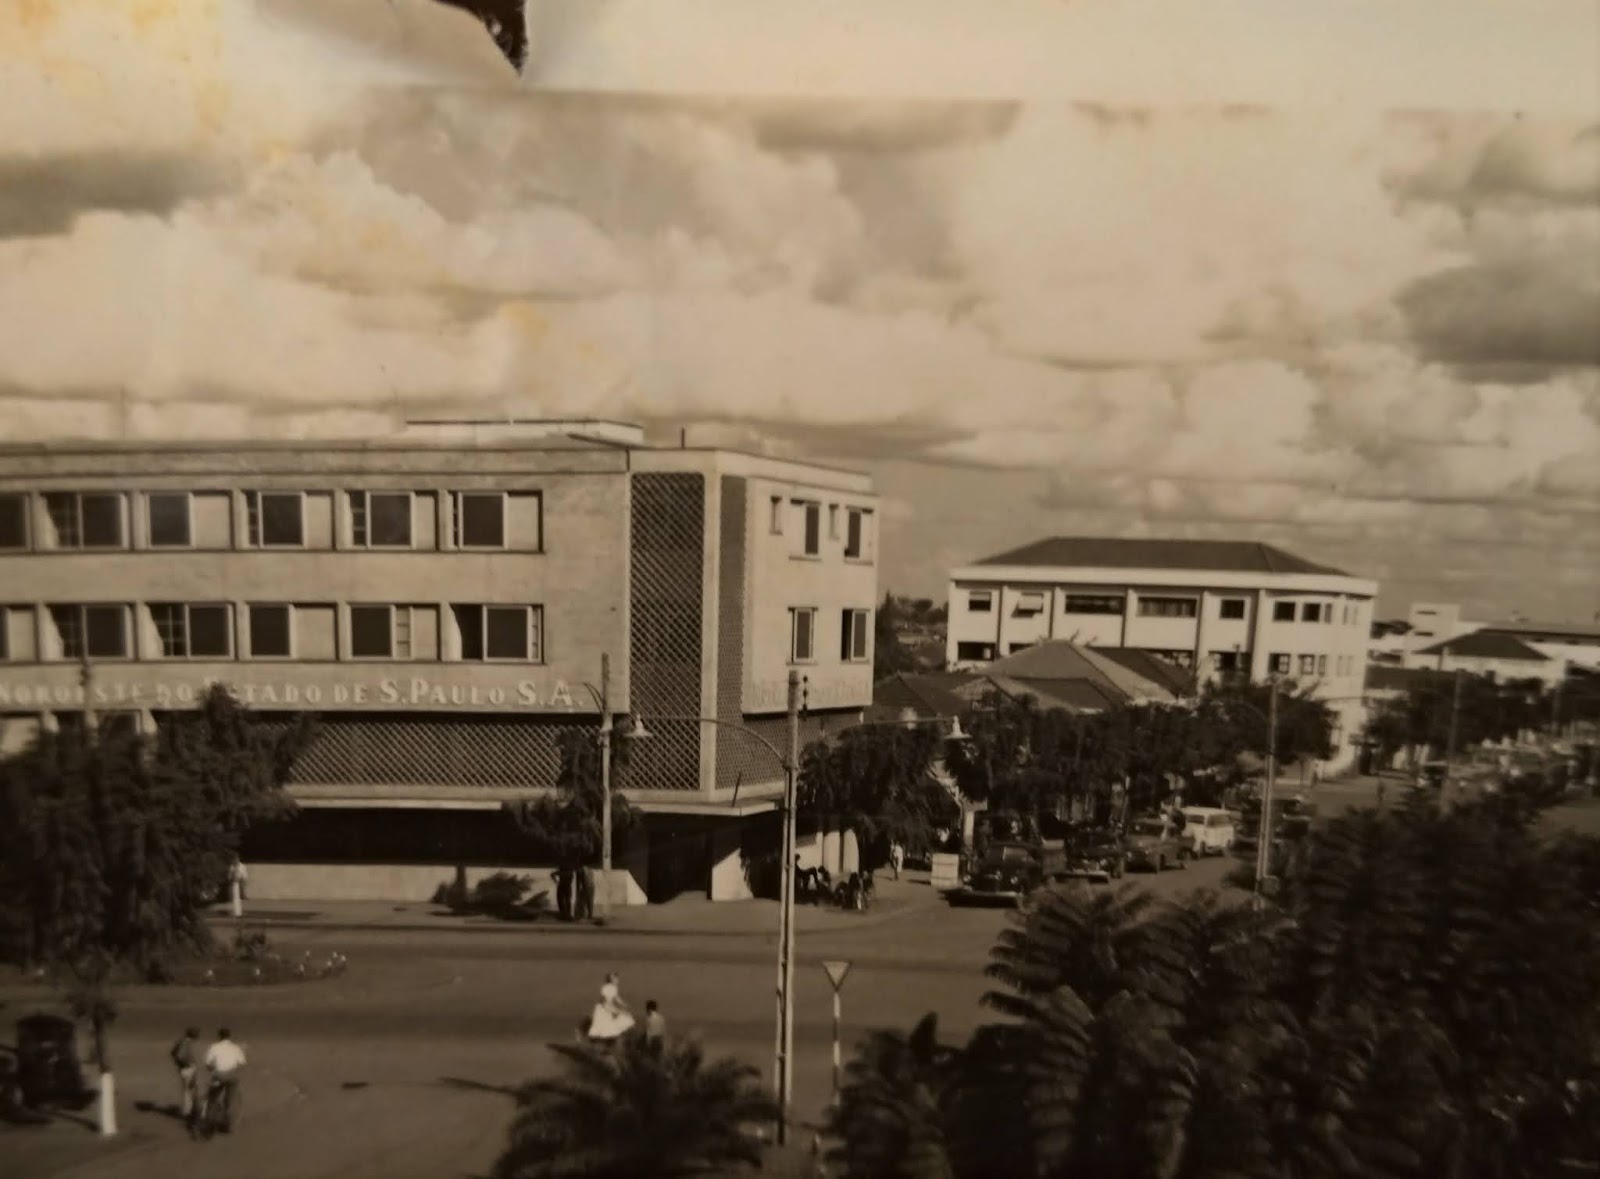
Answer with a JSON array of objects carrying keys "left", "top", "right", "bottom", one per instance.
[{"left": 1, "top": 859, "right": 1242, "bottom": 1179}]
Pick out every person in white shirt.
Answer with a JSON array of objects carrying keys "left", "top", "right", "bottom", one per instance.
[
  {"left": 587, "top": 973, "right": 635, "bottom": 1044},
  {"left": 203, "top": 1028, "right": 247, "bottom": 1131}
]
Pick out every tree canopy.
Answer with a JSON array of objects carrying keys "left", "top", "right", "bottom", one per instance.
[
  {"left": 827, "top": 792, "right": 1600, "bottom": 1179},
  {"left": 505, "top": 726, "right": 640, "bottom": 869},
  {"left": 798, "top": 723, "right": 960, "bottom": 859}
]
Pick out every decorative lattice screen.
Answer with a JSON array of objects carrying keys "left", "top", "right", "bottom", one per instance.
[{"left": 626, "top": 473, "right": 705, "bottom": 791}]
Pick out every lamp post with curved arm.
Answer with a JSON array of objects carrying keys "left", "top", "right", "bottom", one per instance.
[{"left": 632, "top": 676, "right": 968, "bottom": 1147}]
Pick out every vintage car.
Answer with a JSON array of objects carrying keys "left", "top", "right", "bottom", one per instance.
[
  {"left": 948, "top": 841, "right": 1045, "bottom": 906},
  {"left": 1179, "top": 807, "right": 1236, "bottom": 857},
  {"left": 1123, "top": 817, "right": 1186, "bottom": 872},
  {"left": 1059, "top": 824, "right": 1127, "bottom": 882}
]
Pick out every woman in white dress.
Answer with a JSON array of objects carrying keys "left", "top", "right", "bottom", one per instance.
[{"left": 587, "top": 972, "right": 635, "bottom": 1044}]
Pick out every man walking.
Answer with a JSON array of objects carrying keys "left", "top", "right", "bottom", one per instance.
[
  {"left": 203, "top": 1028, "right": 247, "bottom": 1133},
  {"left": 889, "top": 841, "right": 904, "bottom": 881},
  {"left": 575, "top": 864, "right": 595, "bottom": 922},
  {"left": 643, "top": 1000, "right": 667, "bottom": 1052},
  {"left": 170, "top": 1027, "right": 200, "bottom": 1128}
]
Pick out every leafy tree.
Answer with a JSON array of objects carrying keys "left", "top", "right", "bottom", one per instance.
[
  {"left": 829, "top": 794, "right": 1600, "bottom": 1179},
  {"left": 0, "top": 685, "right": 310, "bottom": 1131},
  {"left": 828, "top": 1014, "right": 960, "bottom": 1179},
  {"left": 874, "top": 591, "right": 921, "bottom": 681},
  {"left": 506, "top": 727, "right": 640, "bottom": 873},
  {"left": 494, "top": 1034, "right": 776, "bottom": 1179},
  {"left": 1364, "top": 672, "right": 1553, "bottom": 768},
  {"left": 798, "top": 724, "right": 959, "bottom": 862}
]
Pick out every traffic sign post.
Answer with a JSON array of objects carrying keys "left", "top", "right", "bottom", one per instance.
[{"left": 822, "top": 960, "right": 852, "bottom": 1105}]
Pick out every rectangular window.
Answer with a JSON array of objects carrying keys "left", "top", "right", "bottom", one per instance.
[
  {"left": 1268, "top": 653, "right": 1291, "bottom": 675},
  {"left": 149, "top": 603, "right": 232, "bottom": 659},
  {"left": 1218, "top": 598, "right": 1247, "bottom": 620},
  {"left": 453, "top": 605, "right": 543, "bottom": 662},
  {"left": 1137, "top": 596, "right": 1198, "bottom": 619},
  {"left": 1301, "top": 602, "right": 1323, "bottom": 623},
  {"left": 1272, "top": 601, "right": 1296, "bottom": 622},
  {"left": 453, "top": 492, "right": 505, "bottom": 549},
  {"left": 790, "top": 607, "right": 816, "bottom": 662},
  {"left": 1064, "top": 594, "right": 1124, "bottom": 615},
  {"left": 1316, "top": 654, "right": 1328, "bottom": 676},
  {"left": 350, "top": 491, "right": 413, "bottom": 548},
  {"left": 770, "top": 496, "right": 784, "bottom": 535},
  {"left": 844, "top": 508, "right": 871, "bottom": 559},
  {"left": 1013, "top": 591, "right": 1046, "bottom": 616},
  {"left": 840, "top": 608, "right": 869, "bottom": 662},
  {"left": 246, "top": 491, "right": 305, "bottom": 547},
  {"left": 50, "top": 604, "right": 129, "bottom": 660},
  {"left": 45, "top": 492, "right": 124, "bottom": 549},
  {"left": 0, "top": 493, "right": 29, "bottom": 549},
  {"left": 1298, "top": 654, "right": 1317, "bottom": 675},
  {"left": 249, "top": 605, "right": 292, "bottom": 658},
  {"left": 968, "top": 591, "right": 994, "bottom": 613},
  {"left": 350, "top": 605, "right": 396, "bottom": 659},
  {"left": 1213, "top": 650, "right": 1242, "bottom": 672},
  {"left": 146, "top": 493, "right": 192, "bottom": 548},
  {"left": 956, "top": 641, "right": 995, "bottom": 662},
  {"left": 792, "top": 500, "right": 821, "bottom": 556}
]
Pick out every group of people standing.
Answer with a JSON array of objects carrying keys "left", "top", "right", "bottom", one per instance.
[
  {"left": 582, "top": 972, "right": 667, "bottom": 1050},
  {"left": 170, "top": 1026, "right": 247, "bottom": 1137},
  {"left": 552, "top": 864, "right": 597, "bottom": 921}
]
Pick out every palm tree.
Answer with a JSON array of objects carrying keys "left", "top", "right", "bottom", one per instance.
[
  {"left": 493, "top": 1034, "right": 776, "bottom": 1179},
  {"left": 827, "top": 1014, "right": 960, "bottom": 1179}
]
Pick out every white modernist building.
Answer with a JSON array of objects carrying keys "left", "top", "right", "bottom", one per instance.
[{"left": 946, "top": 537, "right": 1378, "bottom": 770}]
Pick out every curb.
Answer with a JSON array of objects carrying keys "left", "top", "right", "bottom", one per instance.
[{"left": 206, "top": 896, "right": 943, "bottom": 941}]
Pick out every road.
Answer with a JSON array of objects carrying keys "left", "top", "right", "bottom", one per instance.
[{"left": 2, "top": 857, "right": 1240, "bottom": 1179}]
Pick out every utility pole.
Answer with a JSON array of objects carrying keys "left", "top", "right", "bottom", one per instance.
[
  {"left": 80, "top": 656, "right": 97, "bottom": 741},
  {"left": 598, "top": 653, "right": 613, "bottom": 924},
  {"left": 775, "top": 669, "right": 801, "bottom": 1145},
  {"left": 1253, "top": 677, "right": 1279, "bottom": 906},
  {"left": 1443, "top": 668, "right": 1463, "bottom": 810}
]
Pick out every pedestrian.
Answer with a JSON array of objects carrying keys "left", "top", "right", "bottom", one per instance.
[
  {"left": 575, "top": 864, "right": 595, "bottom": 921},
  {"left": 644, "top": 1000, "right": 666, "bottom": 1049},
  {"left": 228, "top": 856, "right": 248, "bottom": 901},
  {"left": 553, "top": 866, "right": 574, "bottom": 921},
  {"left": 889, "top": 841, "right": 904, "bottom": 880},
  {"left": 587, "top": 972, "right": 635, "bottom": 1045},
  {"left": 202, "top": 1027, "right": 247, "bottom": 1133},
  {"left": 170, "top": 1026, "right": 201, "bottom": 1128}
]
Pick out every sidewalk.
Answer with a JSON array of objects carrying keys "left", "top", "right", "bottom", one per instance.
[{"left": 206, "top": 873, "right": 945, "bottom": 940}]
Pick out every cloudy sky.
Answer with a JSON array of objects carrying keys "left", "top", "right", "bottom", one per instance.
[{"left": 2, "top": 0, "right": 1597, "bottom": 621}]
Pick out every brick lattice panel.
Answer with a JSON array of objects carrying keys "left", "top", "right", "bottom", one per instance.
[
  {"left": 211, "top": 714, "right": 584, "bottom": 788},
  {"left": 716, "top": 476, "right": 748, "bottom": 791},
  {"left": 628, "top": 473, "right": 705, "bottom": 791}
]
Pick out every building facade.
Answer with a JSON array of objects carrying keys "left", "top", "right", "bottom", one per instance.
[
  {"left": 946, "top": 538, "right": 1378, "bottom": 769},
  {"left": 0, "top": 422, "right": 880, "bottom": 902}
]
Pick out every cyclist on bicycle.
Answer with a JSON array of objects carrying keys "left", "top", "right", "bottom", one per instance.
[{"left": 202, "top": 1028, "right": 247, "bottom": 1133}]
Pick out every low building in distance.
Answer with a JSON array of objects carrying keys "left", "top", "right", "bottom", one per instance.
[
  {"left": 1403, "top": 601, "right": 1600, "bottom": 674},
  {"left": 945, "top": 536, "right": 1377, "bottom": 770},
  {"left": 0, "top": 420, "right": 881, "bottom": 904},
  {"left": 1402, "top": 631, "right": 1566, "bottom": 687}
]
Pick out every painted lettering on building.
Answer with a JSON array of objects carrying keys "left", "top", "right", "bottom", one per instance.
[
  {"left": 746, "top": 674, "right": 868, "bottom": 712},
  {"left": 0, "top": 675, "right": 586, "bottom": 713}
]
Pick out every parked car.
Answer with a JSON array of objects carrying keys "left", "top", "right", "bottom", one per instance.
[
  {"left": 1060, "top": 824, "right": 1126, "bottom": 882},
  {"left": 1179, "top": 807, "right": 1236, "bottom": 857},
  {"left": 949, "top": 841, "right": 1047, "bottom": 907},
  {"left": 1124, "top": 817, "right": 1186, "bottom": 872}
]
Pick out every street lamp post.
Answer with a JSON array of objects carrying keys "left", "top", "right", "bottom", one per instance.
[
  {"left": 598, "top": 653, "right": 614, "bottom": 924},
  {"left": 1253, "top": 677, "right": 1280, "bottom": 905}
]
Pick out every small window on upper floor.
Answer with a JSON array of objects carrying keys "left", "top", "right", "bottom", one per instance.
[
  {"left": 1272, "top": 601, "right": 1296, "bottom": 622},
  {"left": 245, "top": 491, "right": 305, "bottom": 548},
  {"left": 147, "top": 492, "right": 193, "bottom": 548},
  {"left": 844, "top": 508, "right": 872, "bottom": 560},
  {"left": 350, "top": 491, "right": 414, "bottom": 549},
  {"left": 968, "top": 590, "right": 994, "bottom": 613},
  {"left": 453, "top": 492, "right": 505, "bottom": 549},
  {"left": 1013, "top": 591, "right": 1046, "bottom": 616},
  {"left": 1298, "top": 654, "right": 1317, "bottom": 675},
  {"left": 840, "top": 608, "right": 870, "bottom": 662},
  {"left": 1301, "top": 602, "right": 1323, "bottom": 623},
  {"left": 0, "top": 493, "right": 29, "bottom": 550},
  {"left": 791, "top": 500, "right": 821, "bottom": 557},
  {"left": 149, "top": 602, "right": 232, "bottom": 659},
  {"left": 44, "top": 492, "right": 124, "bottom": 549},
  {"left": 1137, "top": 596, "right": 1197, "bottom": 619},
  {"left": 1218, "top": 598, "right": 1247, "bottom": 620}
]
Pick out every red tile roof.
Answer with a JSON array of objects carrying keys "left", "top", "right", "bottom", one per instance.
[{"left": 1412, "top": 632, "right": 1552, "bottom": 661}]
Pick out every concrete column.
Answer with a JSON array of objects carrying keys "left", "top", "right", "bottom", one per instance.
[
  {"left": 821, "top": 829, "right": 842, "bottom": 876},
  {"left": 840, "top": 829, "right": 860, "bottom": 876}
]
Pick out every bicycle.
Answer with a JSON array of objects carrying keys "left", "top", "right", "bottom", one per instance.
[{"left": 191, "top": 1075, "right": 241, "bottom": 1141}]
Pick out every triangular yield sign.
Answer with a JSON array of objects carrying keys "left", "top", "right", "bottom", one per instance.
[{"left": 822, "top": 959, "right": 852, "bottom": 990}]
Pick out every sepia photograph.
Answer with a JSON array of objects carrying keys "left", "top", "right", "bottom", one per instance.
[{"left": 1, "top": 2, "right": 1598, "bottom": 1177}]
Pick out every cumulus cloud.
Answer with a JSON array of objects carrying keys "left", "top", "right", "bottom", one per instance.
[{"left": 0, "top": 1, "right": 1596, "bottom": 620}]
